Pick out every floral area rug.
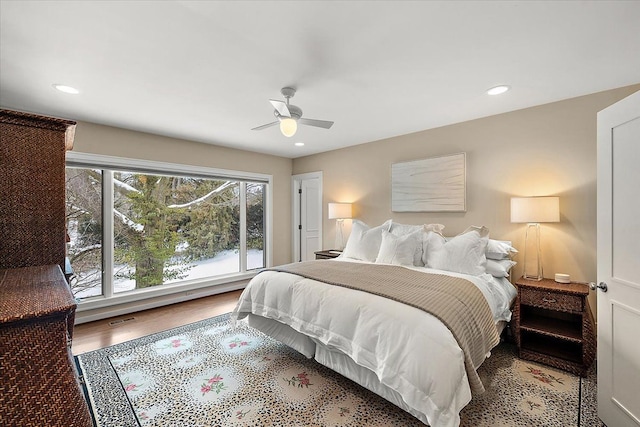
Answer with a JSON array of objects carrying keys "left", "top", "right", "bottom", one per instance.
[
  {"left": 77, "top": 314, "right": 599, "bottom": 426},
  {"left": 461, "top": 344, "right": 599, "bottom": 427}
]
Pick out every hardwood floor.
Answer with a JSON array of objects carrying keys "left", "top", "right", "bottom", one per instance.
[{"left": 72, "top": 289, "right": 243, "bottom": 355}]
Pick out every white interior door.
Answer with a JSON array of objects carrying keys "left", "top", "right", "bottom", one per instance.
[
  {"left": 597, "top": 90, "right": 640, "bottom": 427},
  {"left": 292, "top": 172, "right": 322, "bottom": 262}
]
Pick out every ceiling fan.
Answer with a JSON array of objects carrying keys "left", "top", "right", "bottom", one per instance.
[{"left": 252, "top": 87, "right": 334, "bottom": 137}]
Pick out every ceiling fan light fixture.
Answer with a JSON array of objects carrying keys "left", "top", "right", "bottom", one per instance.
[
  {"left": 280, "top": 118, "right": 297, "bottom": 137},
  {"left": 253, "top": 87, "right": 333, "bottom": 134}
]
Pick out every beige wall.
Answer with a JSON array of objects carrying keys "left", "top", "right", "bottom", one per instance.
[
  {"left": 72, "top": 121, "right": 293, "bottom": 266},
  {"left": 293, "top": 84, "right": 640, "bottom": 316}
]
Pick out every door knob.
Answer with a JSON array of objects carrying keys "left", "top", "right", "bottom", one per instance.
[{"left": 589, "top": 282, "right": 608, "bottom": 292}]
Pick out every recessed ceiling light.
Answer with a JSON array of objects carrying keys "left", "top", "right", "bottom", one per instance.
[
  {"left": 294, "top": 142, "right": 305, "bottom": 147},
  {"left": 487, "top": 85, "right": 510, "bottom": 95},
  {"left": 53, "top": 84, "right": 79, "bottom": 94}
]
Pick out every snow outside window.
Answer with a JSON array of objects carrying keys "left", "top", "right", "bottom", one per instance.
[{"left": 65, "top": 157, "right": 269, "bottom": 301}]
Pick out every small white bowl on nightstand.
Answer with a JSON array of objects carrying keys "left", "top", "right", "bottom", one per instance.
[{"left": 555, "top": 273, "right": 571, "bottom": 284}]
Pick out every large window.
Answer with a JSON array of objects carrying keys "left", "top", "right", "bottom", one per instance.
[{"left": 65, "top": 154, "right": 270, "bottom": 302}]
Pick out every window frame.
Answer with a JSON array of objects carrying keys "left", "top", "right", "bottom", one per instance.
[{"left": 66, "top": 152, "right": 273, "bottom": 312}]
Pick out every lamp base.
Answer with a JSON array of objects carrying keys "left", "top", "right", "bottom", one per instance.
[
  {"left": 335, "top": 219, "right": 345, "bottom": 251},
  {"left": 522, "top": 223, "right": 543, "bottom": 281}
]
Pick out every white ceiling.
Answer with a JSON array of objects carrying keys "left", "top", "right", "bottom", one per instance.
[{"left": 1, "top": 1, "right": 639, "bottom": 159}]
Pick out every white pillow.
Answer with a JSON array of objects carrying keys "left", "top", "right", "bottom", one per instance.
[
  {"left": 462, "top": 225, "right": 490, "bottom": 239},
  {"left": 486, "top": 259, "right": 517, "bottom": 277},
  {"left": 486, "top": 239, "right": 518, "bottom": 260},
  {"left": 389, "top": 222, "right": 446, "bottom": 266},
  {"left": 389, "top": 221, "right": 445, "bottom": 236},
  {"left": 342, "top": 220, "right": 392, "bottom": 262},
  {"left": 423, "top": 226, "right": 489, "bottom": 276},
  {"left": 389, "top": 221, "right": 423, "bottom": 236},
  {"left": 375, "top": 229, "right": 422, "bottom": 266},
  {"left": 424, "top": 223, "right": 446, "bottom": 234},
  {"left": 389, "top": 223, "right": 422, "bottom": 266}
]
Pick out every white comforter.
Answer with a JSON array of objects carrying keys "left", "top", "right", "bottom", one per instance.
[{"left": 231, "top": 259, "right": 516, "bottom": 427}]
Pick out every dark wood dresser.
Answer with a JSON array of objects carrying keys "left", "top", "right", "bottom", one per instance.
[
  {"left": 0, "top": 265, "right": 92, "bottom": 426},
  {"left": 0, "top": 110, "right": 89, "bottom": 425},
  {"left": 0, "top": 109, "right": 76, "bottom": 271}
]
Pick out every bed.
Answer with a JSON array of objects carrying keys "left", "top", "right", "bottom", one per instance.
[{"left": 231, "top": 221, "right": 517, "bottom": 427}]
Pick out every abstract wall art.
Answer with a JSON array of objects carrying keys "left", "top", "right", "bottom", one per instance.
[{"left": 392, "top": 152, "right": 466, "bottom": 212}]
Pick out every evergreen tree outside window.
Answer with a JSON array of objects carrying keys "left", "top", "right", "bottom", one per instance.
[{"left": 65, "top": 156, "right": 269, "bottom": 301}]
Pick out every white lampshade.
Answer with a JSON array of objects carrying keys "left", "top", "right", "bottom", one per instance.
[
  {"left": 280, "top": 118, "right": 297, "bottom": 137},
  {"left": 511, "top": 197, "right": 560, "bottom": 223},
  {"left": 328, "top": 203, "right": 352, "bottom": 219}
]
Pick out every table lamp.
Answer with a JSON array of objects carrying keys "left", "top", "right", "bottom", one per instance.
[
  {"left": 328, "top": 203, "right": 352, "bottom": 251},
  {"left": 510, "top": 196, "right": 560, "bottom": 281}
]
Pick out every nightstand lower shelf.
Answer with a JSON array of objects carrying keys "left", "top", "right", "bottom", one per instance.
[{"left": 520, "top": 331, "right": 583, "bottom": 364}]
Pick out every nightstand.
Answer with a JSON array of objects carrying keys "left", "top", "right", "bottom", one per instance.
[
  {"left": 314, "top": 250, "right": 342, "bottom": 260},
  {"left": 512, "top": 276, "right": 595, "bottom": 376}
]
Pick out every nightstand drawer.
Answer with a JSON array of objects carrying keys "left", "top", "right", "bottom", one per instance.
[{"left": 520, "top": 288, "right": 582, "bottom": 313}]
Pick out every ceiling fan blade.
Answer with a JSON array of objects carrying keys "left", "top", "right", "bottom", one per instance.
[
  {"left": 251, "top": 121, "right": 279, "bottom": 131},
  {"left": 269, "top": 99, "right": 290, "bottom": 117},
  {"left": 298, "top": 118, "right": 334, "bottom": 129}
]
